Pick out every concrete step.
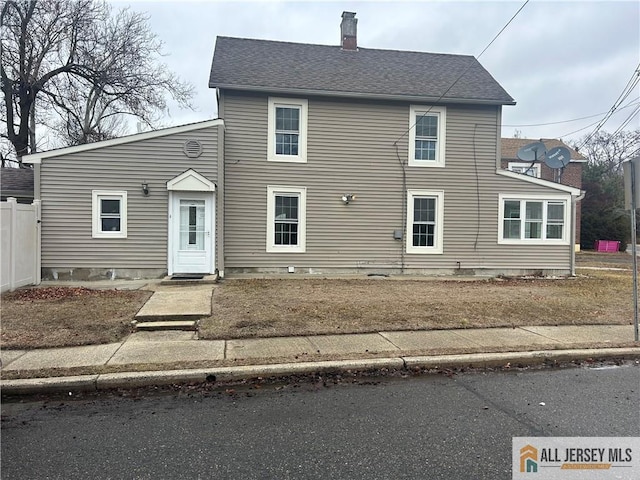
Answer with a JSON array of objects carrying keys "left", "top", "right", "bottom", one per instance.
[
  {"left": 134, "top": 313, "right": 205, "bottom": 322},
  {"left": 133, "top": 320, "right": 198, "bottom": 332},
  {"left": 159, "top": 274, "right": 218, "bottom": 286}
]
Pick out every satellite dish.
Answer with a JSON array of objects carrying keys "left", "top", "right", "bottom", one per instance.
[
  {"left": 516, "top": 141, "right": 547, "bottom": 162},
  {"left": 544, "top": 146, "right": 571, "bottom": 169}
]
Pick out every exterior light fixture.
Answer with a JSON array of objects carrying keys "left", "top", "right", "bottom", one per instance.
[
  {"left": 341, "top": 193, "right": 356, "bottom": 204},
  {"left": 142, "top": 181, "right": 149, "bottom": 196}
]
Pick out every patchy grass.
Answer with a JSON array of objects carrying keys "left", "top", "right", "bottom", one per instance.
[
  {"left": 576, "top": 251, "right": 633, "bottom": 269},
  {"left": 1, "top": 252, "right": 636, "bottom": 351},
  {"left": 1, "top": 287, "right": 151, "bottom": 349},
  {"left": 199, "top": 269, "right": 635, "bottom": 340}
]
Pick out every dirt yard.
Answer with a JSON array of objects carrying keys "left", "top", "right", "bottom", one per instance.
[
  {"left": 199, "top": 267, "right": 635, "bottom": 340},
  {"left": 1, "top": 252, "right": 635, "bottom": 349},
  {"left": 1, "top": 287, "right": 151, "bottom": 349}
]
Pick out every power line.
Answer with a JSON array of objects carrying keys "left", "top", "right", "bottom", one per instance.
[
  {"left": 503, "top": 98, "right": 640, "bottom": 127},
  {"left": 394, "top": 0, "right": 530, "bottom": 144},
  {"left": 576, "top": 63, "right": 640, "bottom": 149},
  {"left": 604, "top": 145, "right": 640, "bottom": 174},
  {"left": 557, "top": 99, "right": 640, "bottom": 139},
  {"left": 610, "top": 104, "right": 640, "bottom": 138}
]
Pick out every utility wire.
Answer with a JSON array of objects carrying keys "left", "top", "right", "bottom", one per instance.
[
  {"left": 503, "top": 98, "right": 640, "bottom": 127},
  {"left": 393, "top": 0, "right": 530, "bottom": 144},
  {"left": 577, "top": 63, "right": 640, "bottom": 150},
  {"left": 559, "top": 118, "right": 613, "bottom": 139},
  {"left": 610, "top": 104, "right": 640, "bottom": 138},
  {"left": 557, "top": 98, "right": 640, "bottom": 139},
  {"left": 603, "top": 145, "right": 640, "bottom": 174}
]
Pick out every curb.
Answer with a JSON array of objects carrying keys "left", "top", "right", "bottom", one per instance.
[
  {"left": 2, "top": 348, "right": 639, "bottom": 396},
  {"left": 402, "top": 347, "right": 640, "bottom": 368}
]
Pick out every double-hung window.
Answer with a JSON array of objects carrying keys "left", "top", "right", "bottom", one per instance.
[
  {"left": 92, "top": 190, "right": 127, "bottom": 238},
  {"left": 406, "top": 190, "right": 444, "bottom": 254},
  {"left": 266, "top": 186, "right": 306, "bottom": 252},
  {"left": 408, "top": 105, "right": 446, "bottom": 167},
  {"left": 267, "top": 97, "right": 308, "bottom": 163},
  {"left": 499, "top": 195, "right": 568, "bottom": 244},
  {"left": 508, "top": 162, "right": 541, "bottom": 178}
]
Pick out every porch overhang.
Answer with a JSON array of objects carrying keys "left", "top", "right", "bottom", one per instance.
[{"left": 167, "top": 169, "right": 216, "bottom": 192}]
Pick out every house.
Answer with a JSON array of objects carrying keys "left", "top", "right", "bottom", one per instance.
[
  {"left": 500, "top": 138, "right": 586, "bottom": 250},
  {"left": 23, "top": 12, "right": 583, "bottom": 281},
  {"left": 1, "top": 167, "right": 34, "bottom": 203}
]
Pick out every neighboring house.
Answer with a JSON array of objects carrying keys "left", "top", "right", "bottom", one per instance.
[
  {"left": 500, "top": 138, "right": 586, "bottom": 250},
  {"left": 1, "top": 167, "right": 34, "bottom": 203},
  {"left": 24, "top": 12, "right": 582, "bottom": 281}
]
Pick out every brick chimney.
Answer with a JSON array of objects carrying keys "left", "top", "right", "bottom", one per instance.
[{"left": 340, "top": 11, "right": 357, "bottom": 51}]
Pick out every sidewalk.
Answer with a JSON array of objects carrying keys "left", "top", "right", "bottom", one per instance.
[{"left": 2, "top": 324, "right": 639, "bottom": 395}]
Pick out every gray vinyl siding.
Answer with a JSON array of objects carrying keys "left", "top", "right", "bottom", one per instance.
[
  {"left": 39, "top": 125, "right": 222, "bottom": 269},
  {"left": 222, "top": 90, "right": 573, "bottom": 272}
]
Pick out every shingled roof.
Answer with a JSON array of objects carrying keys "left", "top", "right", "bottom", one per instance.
[
  {"left": 209, "top": 37, "right": 515, "bottom": 105},
  {"left": 1, "top": 167, "right": 34, "bottom": 202},
  {"left": 501, "top": 138, "right": 587, "bottom": 161}
]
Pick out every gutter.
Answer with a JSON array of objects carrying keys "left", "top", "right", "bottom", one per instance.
[{"left": 211, "top": 84, "right": 516, "bottom": 106}]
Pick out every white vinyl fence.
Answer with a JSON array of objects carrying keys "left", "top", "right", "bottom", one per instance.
[{"left": 1, "top": 197, "right": 41, "bottom": 292}]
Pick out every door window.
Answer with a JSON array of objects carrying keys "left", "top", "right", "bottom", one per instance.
[{"left": 179, "top": 200, "right": 205, "bottom": 250}]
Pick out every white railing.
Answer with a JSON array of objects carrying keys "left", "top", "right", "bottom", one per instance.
[{"left": 1, "top": 197, "right": 41, "bottom": 292}]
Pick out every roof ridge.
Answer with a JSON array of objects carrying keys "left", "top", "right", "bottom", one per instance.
[
  {"left": 211, "top": 36, "right": 514, "bottom": 105},
  {"left": 215, "top": 36, "right": 476, "bottom": 59}
]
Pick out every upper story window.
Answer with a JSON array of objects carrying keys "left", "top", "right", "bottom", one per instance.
[
  {"left": 499, "top": 195, "right": 568, "bottom": 244},
  {"left": 408, "top": 105, "right": 446, "bottom": 168},
  {"left": 92, "top": 190, "right": 127, "bottom": 239},
  {"left": 266, "top": 185, "right": 307, "bottom": 252},
  {"left": 406, "top": 190, "right": 444, "bottom": 254},
  {"left": 508, "top": 162, "right": 541, "bottom": 178},
  {"left": 268, "top": 97, "right": 308, "bottom": 163}
]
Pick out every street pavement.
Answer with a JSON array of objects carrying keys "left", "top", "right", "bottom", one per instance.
[{"left": 2, "top": 364, "right": 638, "bottom": 479}]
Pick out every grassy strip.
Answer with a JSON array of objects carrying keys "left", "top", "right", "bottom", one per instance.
[{"left": 199, "top": 270, "right": 634, "bottom": 340}]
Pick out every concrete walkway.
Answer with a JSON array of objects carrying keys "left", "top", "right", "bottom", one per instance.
[
  {"left": 135, "top": 284, "right": 213, "bottom": 320},
  {"left": 2, "top": 325, "right": 638, "bottom": 375}
]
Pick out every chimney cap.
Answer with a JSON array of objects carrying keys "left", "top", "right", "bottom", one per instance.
[{"left": 340, "top": 11, "right": 358, "bottom": 50}]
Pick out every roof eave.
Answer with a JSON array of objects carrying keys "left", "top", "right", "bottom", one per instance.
[
  {"left": 502, "top": 157, "right": 587, "bottom": 164},
  {"left": 496, "top": 169, "right": 582, "bottom": 195},
  {"left": 211, "top": 83, "right": 516, "bottom": 106},
  {"left": 23, "top": 119, "right": 225, "bottom": 164},
  {"left": 1, "top": 189, "right": 34, "bottom": 197}
]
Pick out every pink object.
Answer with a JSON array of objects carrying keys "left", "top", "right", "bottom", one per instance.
[{"left": 594, "top": 240, "right": 620, "bottom": 252}]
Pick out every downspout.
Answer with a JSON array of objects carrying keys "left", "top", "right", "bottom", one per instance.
[
  {"left": 34, "top": 164, "right": 41, "bottom": 285},
  {"left": 570, "top": 191, "right": 586, "bottom": 276},
  {"left": 217, "top": 88, "right": 225, "bottom": 279}
]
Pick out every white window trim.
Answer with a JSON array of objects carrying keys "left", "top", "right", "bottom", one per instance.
[
  {"left": 267, "top": 97, "right": 308, "bottom": 163},
  {"left": 92, "top": 190, "right": 127, "bottom": 239},
  {"left": 408, "top": 105, "right": 446, "bottom": 168},
  {"left": 406, "top": 190, "right": 444, "bottom": 254},
  {"left": 266, "top": 185, "right": 307, "bottom": 253},
  {"left": 507, "top": 162, "right": 541, "bottom": 178},
  {"left": 498, "top": 194, "right": 570, "bottom": 245}
]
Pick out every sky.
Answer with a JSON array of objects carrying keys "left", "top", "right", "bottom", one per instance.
[{"left": 111, "top": 0, "right": 640, "bottom": 145}]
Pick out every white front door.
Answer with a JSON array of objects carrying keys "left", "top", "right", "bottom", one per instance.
[{"left": 170, "top": 192, "right": 214, "bottom": 274}]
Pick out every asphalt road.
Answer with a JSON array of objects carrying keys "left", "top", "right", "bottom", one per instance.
[{"left": 2, "top": 363, "right": 639, "bottom": 479}]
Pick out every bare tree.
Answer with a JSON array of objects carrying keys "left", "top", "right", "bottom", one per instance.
[
  {"left": 576, "top": 129, "right": 640, "bottom": 249},
  {"left": 1, "top": 0, "right": 193, "bottom": 164},
  {"left": 576, "top": 129, "right": 640, "bottom": 175}
]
